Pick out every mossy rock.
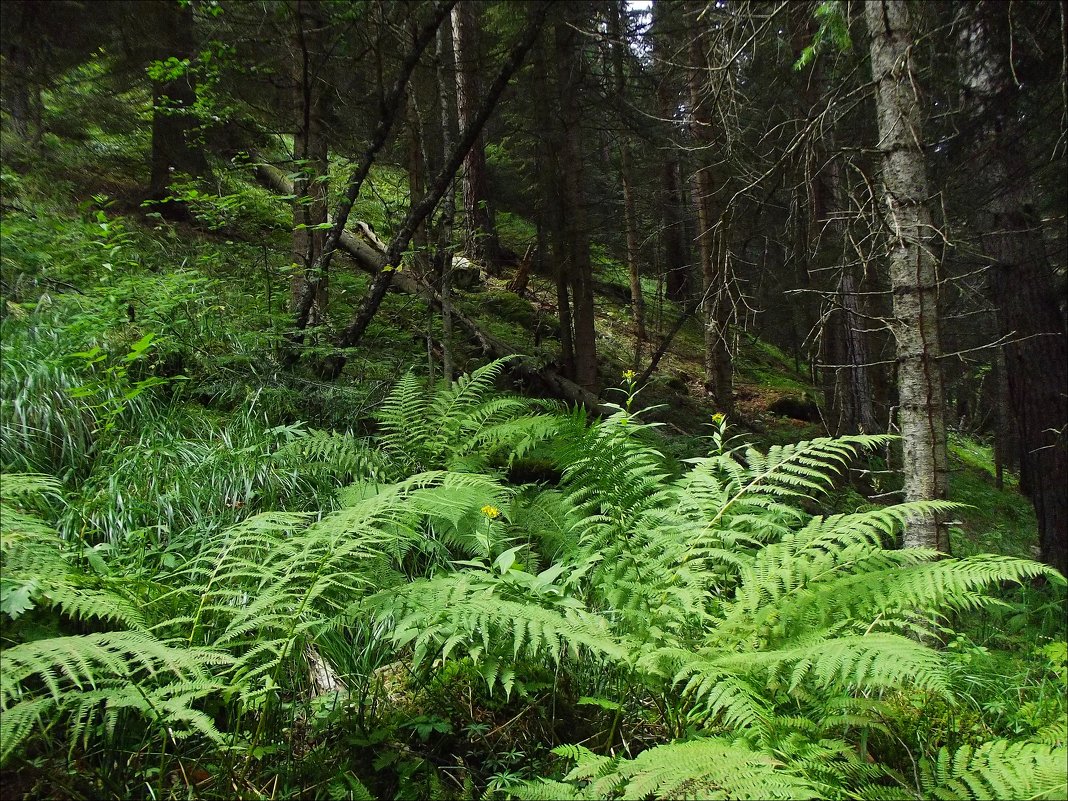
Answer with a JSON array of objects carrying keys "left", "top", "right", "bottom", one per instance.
[
  {"left": 767, "top": 393, "right": 821, "bottom": 423},
  {"left": 477, "top": 289, "right": 539, "bottom": 329}
]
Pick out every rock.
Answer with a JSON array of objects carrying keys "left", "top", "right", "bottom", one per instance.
[
  {"left": 767, "top": 393, "right": 821, "bottom": 423},
  {"left": 451, "top": 255, "right": 483, "bottom": 291}
]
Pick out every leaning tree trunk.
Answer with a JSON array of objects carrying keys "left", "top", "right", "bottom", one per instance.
[
  {"left": 251, "top": 163, "right": 611, "bottom": 416},
  {"left": 149, "top": 0, "right": 210, "bottom": 199},
  {"left": 289, "top": 0, "right": 454, "bottom": 339},
  {"left": 325, "top": 3, "right": 550, "bottom": 377},
  {"left": 291, "top": 0, "right": 329, "bottom": 326},
  {"left": 452, "top": 1, "right": 499, "bottom": 272},
  {"left": 866, "top": 0, "right": 949, "bottom": 552},
  {"left": 961, "top": 8, "right": 1068, "bottom": 574}
]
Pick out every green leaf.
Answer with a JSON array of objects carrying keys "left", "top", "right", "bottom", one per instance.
[{"left": 1, "top": 579, "right": 38, "bottom": 619}]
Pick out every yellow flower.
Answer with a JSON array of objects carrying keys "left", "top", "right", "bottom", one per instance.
[
  {"left": 480, "top": 505, "right": 500, "bottom": 519},
  {"left": 623, "top": 370, "right": 637, "bottom": 381},
  {"left": 711, "top": 413, "right": 726, "bottom": 425}
]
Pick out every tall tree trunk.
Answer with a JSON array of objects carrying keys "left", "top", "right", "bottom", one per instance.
[
  {"left": 533, "top": 28, "right": 574, "bottom": 379},
  {"left": 822, "top": 269, "right": 879, "bottom": 434},
  {"left": 621, "top": 147, "right": 647, "bottom": 368},
  {"left": 866, "top": 0, "right": 949, "bottom": 552},
  {"left": 817, "top": 153, "right": 878, "bottom": 435},
  {"left": 651, "top": 0, "right": 691, "bottom": 303},
  {"left": 436, "top": 13, "right": 458, "bottom": 386},
  {"left": 961, "top": 9, "right": 1068, "bottom": 574},
  {"left": 555, "top": 8, "right": 598, "bottom": 393},
  {"left": 452, "top": 1, "right": 499, "bottom": 272},
  {"left": 611, "top": 1, "right": 647, "bottom": 367},
  {"left": 149, "top": 0, "right": 209, "bottom": 199},
  {"left": 688, "top": 33, "right": 732, "bottom": 412},
  {"left": 291, "top": 0, "right": 329, "bottom": 327},
  {"left": 1, "top": 1, "right": 39, "bottom": 143},
  {"left": 407, "top": 90, "right": 430, "bottom": 277},
  {"left": 991, "top": 341, "right": 1018, "bottom": 490}
]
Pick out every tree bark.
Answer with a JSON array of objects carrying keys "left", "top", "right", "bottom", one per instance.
[
  {"left": 817, "top": 155, "right": 878, "bottom": 435},
  {"left": 651, "top": 0, "right": 691, "bottom": 303},
  {"left": 961, "top": 8, "right": 1068, "bottom": 574},
  {"left": 531, "top": 33, "right": 575, "bottom": 380},
  {"left": 554, "top": 7, "right": 598, "bottom": 393},
  {"left": 291, "top": 0, "right": 329, "bottom": 327},
  {"left": 866, "top": 0, "right": 949, "bottom": 552},
  {"left": 436, "top": 14, "right": 458, "bottom": 387},
  {"left": 687, "top": 32, "right": 732, "bottom": 413},
  {"left": 611, "top": 1, "right": 647, "bottom": 368},
  {"left": 452, "top": 1, "right": 500, "bottom": 272},
  {"left": 621, "top": 147, "right": 647, "bottom": 368},
  {"left": 1, "top": 2, "right": 40, "bottom": 143}
]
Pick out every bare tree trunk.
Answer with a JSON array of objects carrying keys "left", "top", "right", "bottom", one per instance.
[
  {"left": 621, "top": 148, "right": 647, "bottom": 368},
  {"left": 436, "top": 13, "right": 458, "bottom": 386},
  {"left": 611, "top": 2, "right": 646, "bottom": 367},
  {"left": 819, "top": 158, "right": 878, "bottom": 435},
  {"left": 651, "top": 0, "right": 691, "bottom": 303},
  {"left": 407, "top": 91, "right": 430, "bottom": 277},
  {"left": 532, "top": 29, "right": 574, "bottom": 379},
  {"left": 1, "top": 1, "right": 38, "bottom": 144},
  {"left": 688, "top": 34, "right": 732, "bottom": 412},
  {"left": 291, "top": 0, "right": 329, "bottom": 327},
  {"left": 555, "top": 10, "right": 598, "bottom": 393},
  {"left": 452, "top": 1, "right": 499, "bottom": 272},
  {"left": 991, "top": 341, "right": 1017, "bottom": 490},
  {"left": 866, "top": 0, "right": 949, "bottom": 552},
  {"left": 961, "top": 8, "right": 1068, "bottom": 574}
]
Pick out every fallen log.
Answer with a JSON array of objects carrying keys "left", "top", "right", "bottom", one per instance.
[{"left": 251, "top": 160, "right": 611, "bottom": 414}]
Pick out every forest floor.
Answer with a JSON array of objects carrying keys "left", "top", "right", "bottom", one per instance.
[
  {"left": 2, "top": 130, "right": 1063, "bottom": 801},
  {"left": 2, "top": 131, "right": 1041, "bottom": 561}
]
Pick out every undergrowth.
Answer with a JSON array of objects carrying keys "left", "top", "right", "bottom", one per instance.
[
  {"left": 1, "top": 101, "right": 1064, "bottom": 801},
  {"left": 1, "top": 350, "right": 1064, "bottom": 799}
]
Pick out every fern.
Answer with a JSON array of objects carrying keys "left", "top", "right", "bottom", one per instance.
[
  {"left": 919, "top": 740, "right": 1067, "bottom": 800},
  {"left": 375, "top": 358, "right": 566, "bottom": 473},
  {"left": 2, "top": 474, "right": 144, "bottom": 626},
  {"left": 1, "top": 631, "right": 230, "bottom": 761},
  {"left": 277, "top": 427, "right": 391, "bottom": 485},
  {"left": 516, "top": 737, "right": 820, "bottom": 800},
  {"left": 364, "top": 571, "right": 628, "bottom": 693}
]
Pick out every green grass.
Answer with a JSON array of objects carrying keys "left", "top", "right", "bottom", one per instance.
[
  {"left": 948, "top": 433, "right": 1038, "bottom": 559},
  {"left": 496, "top": 211, "right": 537, "bottom": 254}
]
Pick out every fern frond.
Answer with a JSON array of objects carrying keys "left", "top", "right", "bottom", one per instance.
[
  {"left": 277, "top": 428, "right": 391, "bottom": 484},
  {"left": 920, "top": 740, "right": 1067, "bottom": 800},
  {"left": 365, "top": 572, "right": 627, "bottom": 684},
  {"left": 713, "top": 634, "right": 951, "bottom": 696},
  {"left": 1, "top": 631, "right": 230, "bottom": 761},
  {"left": 527, "top": 736, "right": 820, "bottom": 800}
]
